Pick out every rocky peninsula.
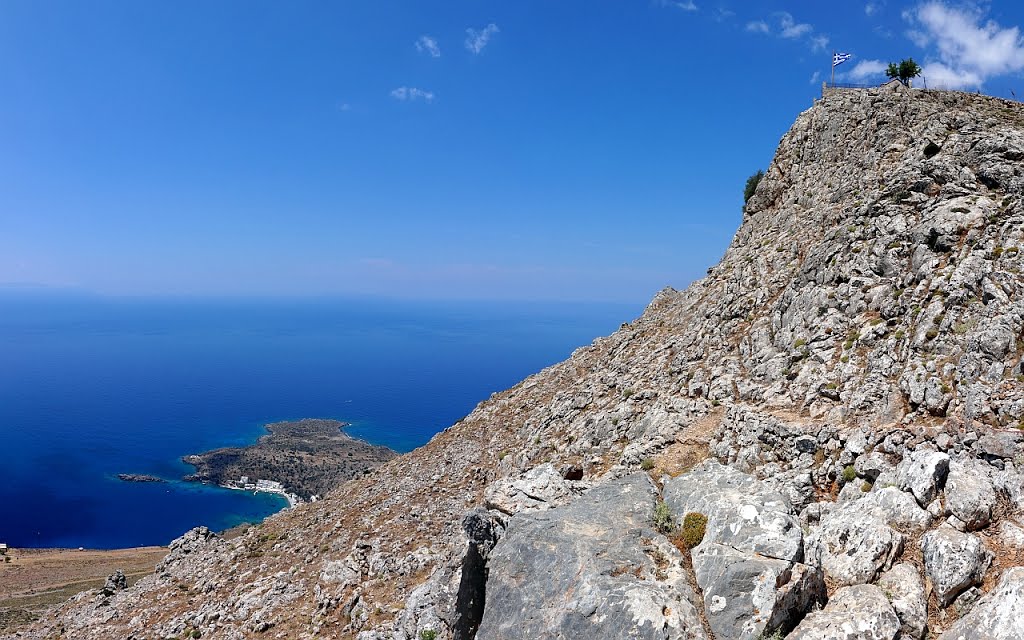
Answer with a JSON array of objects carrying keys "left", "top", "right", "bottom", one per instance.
[
  {"left": 116, "top": 474, "right": 166, "bottom": 483},
  {"left": 181, "top": 418, "right": 396, "bottom": 501},
  {"left": 11, "top": 88, "right": 1024, "bottom": 640}
]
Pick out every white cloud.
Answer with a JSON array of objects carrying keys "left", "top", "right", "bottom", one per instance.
[
  {"left": 746, "top": 20, "right": 771, "bottom": 34},
  {"left": 714, "top": 8, "right": 735, "bottom": 22},
  {"left": 659, "top": 0, "right": 697, "bottom": 10},
  {"left": 904, "top": 2, "right": 1024, "bottom": 88},
  {"left": 810, "top": 70, "right": 821, "bottom": 84},
  {"left": 415, "top": 35, "right": 441, "bottom": 58},
  {"left": 845, "top": 59, "right": 888, "bottom": 81},
  {"left": 337, "top": 102, "right": 352, "bottom": 112},
  {"left": 920, "top": 62, "right": 983, "bottom": 89},
  {"left": 865, "top": 2, "right": 883, "bottom": 17},
  {"left": 465, "top": 23, "right": 499, "bottom": 54},
  {"left": 778, "top": 12, "right": 812, "bottom": 39},
  {"left": 746, "top": 12, "right": 826, "bottom": 53},
  {"left": 390, "top": 87, "right": 435, "bottom": 102}
]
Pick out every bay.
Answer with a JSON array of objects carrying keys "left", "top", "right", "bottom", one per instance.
[{"left": 0, "top": 294, "right": 639, "bottom": 548}]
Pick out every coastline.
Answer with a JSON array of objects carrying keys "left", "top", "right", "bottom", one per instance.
[
  {"left": 215, "top": 480, "right": 303, "bottom": 509},
  {"left": 180, "top": 418, "right": 397, "bottom": 502}
]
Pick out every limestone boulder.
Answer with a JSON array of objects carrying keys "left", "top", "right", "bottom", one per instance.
[
  {"left": 805, "top": 498, "right": 904, "bottom": 586},
  {"left": 895, "top": 449, "right": 950, "bottom": 506},
  {"left": 945, "top": 459, "right": 996, "bottom": 531},
  {"left": 939, "top": 567, "right": 1024, "bottom": 640},
  {"left": 921, "top": 526, "right": 993, "bottom": 607},
  {"left": 663, "top": 460, "right": 802, "bottom": 562},
  {"left": 483, "top": 463, "right": 587, "bottom": 515},
  {"left": 664, "top": 460, "right": 824, "bottom": 639},
  {"left": 877, "top": 563, "right": 928, "bottom": 639},
  {"left": 477, "top": 473, "right": 708, "bottom": 640},
  {"left": 787, "top": 584, "right": 901, "bottom": 640}
]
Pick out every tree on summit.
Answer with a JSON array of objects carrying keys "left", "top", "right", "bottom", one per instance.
[{"left": 886, "top": 58, "right": 922, "bottom": 87}]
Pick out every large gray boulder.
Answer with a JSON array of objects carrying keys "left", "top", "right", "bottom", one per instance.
[
  {"left": 939, "top": 567, "right": 1024, "bottom": 639},
  {"left": 921, "top": 526, "right": 993, "bottom": 607},
  {"left": 805, "top": 498, "right": 904, "bottom": 585},
  {"left": 483, "top": 463, "right": 587, "bottom": 515},
  {"left": 877, "top": 563, "right": 928, "bottom": 639},
  {"left": 787, "top": 584, "right": 901, "bottom": 640},
  {"left": 663, "top": 460, "right": 802, "bottom": 563},
  {"left": 476, "top": 473, "right": 708, "bottom": 640},
  {"left": 663, "top": 460, "right": 824, "bottom": 639},
  {"left": 896, "top": 449, "right": 950, "bottom": 506},
  {"left": 945, "top": 459, "right": 996, "bottom": 531}
]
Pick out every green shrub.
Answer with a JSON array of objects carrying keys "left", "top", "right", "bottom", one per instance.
[
  {"left": 794, "top": 338, "right": 807, "bottom": 348},
  {"left": 652, "top": 500, "right": 675, "bottom": 534},
  {"left": 420, "top": 631, "right": 438, "bottom": 640},
  {"left": 680, "top": 512, "right": 708, "bottom": 549},
  {"left": 861, "top": 481, "right": 873, "bottom": 493},
  {"left": 743, "top": 170, "right": 765, "bottom": 207},
  {"left": 641, "top": 458, "right": 655, "bottom": 471},
  {"left": 842, "top": 465, "right": 857, "bottom": 483}
]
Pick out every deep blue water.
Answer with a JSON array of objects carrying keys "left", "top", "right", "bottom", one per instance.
[{"left": 0, "top": 294, "right": 640, "bottom": 549}]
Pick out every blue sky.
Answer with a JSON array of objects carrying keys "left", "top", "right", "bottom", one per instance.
[{"left": 2, "top": 1, "right": 1023, "bottom": 302}]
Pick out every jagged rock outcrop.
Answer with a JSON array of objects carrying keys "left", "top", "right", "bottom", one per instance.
[{"left": 9, "top": 88, "right": 1024, "bottom": 640}]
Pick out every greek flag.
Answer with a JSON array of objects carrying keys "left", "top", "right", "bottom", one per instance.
[{"left": 833, "top": 52, "right": 852, "bottom": 67}]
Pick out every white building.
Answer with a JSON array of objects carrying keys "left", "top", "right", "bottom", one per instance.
[{"left": 256, "top": 479, "right": 284, "bottom": 492}]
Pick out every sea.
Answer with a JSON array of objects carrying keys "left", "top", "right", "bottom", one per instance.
[{"left": 0, "top": 294, "right": 641, "bottom": 549}]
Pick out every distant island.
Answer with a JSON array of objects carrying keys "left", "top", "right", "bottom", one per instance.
[
  {"left": 116, "top": 474, "right": 166, "bottom": 483},
  {"left": 181, "top": 418, "right": 396, "bottom": 502}
]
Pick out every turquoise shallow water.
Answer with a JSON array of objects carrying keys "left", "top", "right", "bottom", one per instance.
[{"left": 0, "top": 294, "right": 640, "bottom": 548}]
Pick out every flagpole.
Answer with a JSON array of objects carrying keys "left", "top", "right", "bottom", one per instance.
[{"left": 831, "top": 50, "right": 835, "bottom": 87}]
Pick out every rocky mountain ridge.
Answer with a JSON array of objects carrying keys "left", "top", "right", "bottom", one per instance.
[{"left": 7, "top": 86, "right": 1024, "bottom": 639}]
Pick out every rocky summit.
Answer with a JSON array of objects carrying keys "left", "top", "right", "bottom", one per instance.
[{"left": 9, "top": 86, "right": 1024, "bottom": 640}]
